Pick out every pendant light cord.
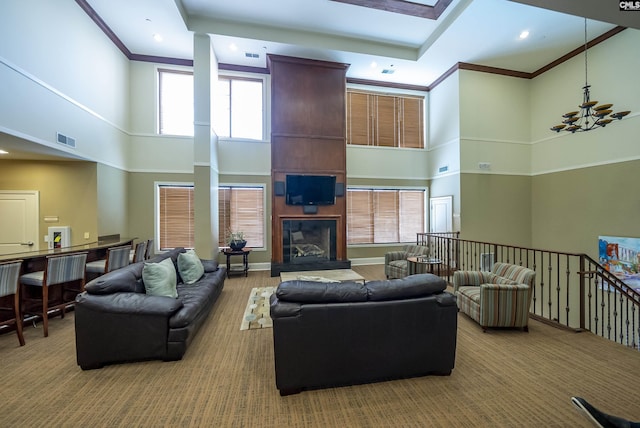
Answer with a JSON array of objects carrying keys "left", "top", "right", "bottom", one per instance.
[{"left": 584, "top": 18, "right": 588, "bottom": 88}]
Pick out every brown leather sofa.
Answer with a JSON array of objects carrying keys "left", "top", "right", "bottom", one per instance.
[
  {"left": 269, "top": 273, "right": 457, "bottom": 395},
  {"left": 74, "top": 248, "right": 226, "bottom": 370}
]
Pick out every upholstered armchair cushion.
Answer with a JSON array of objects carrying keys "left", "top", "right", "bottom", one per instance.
[
  {"left": 453, "top": 262, "right": 535, "bottom": 331},
  {"left": 490, "top": 263, "right": 536, "bottom": 286},
  {"left": 384, "top": 244, "right": 430, "bottom": 279},
  {"left": 452, "top": 271, "right": 493, "bottom": 292}
]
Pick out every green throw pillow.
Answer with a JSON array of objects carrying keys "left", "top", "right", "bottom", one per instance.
[
  {"left": 177, "top": 249, "right": 205, "bottom": 285},
  {"left": 143, "top": 257, "right": 178, "bottom": 298}
]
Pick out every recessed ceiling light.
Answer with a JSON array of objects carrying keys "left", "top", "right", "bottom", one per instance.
[
  {"left": 229, "top": 43, "right": 238, "bottom": 51},
  {"left": 153, "top": 33, "right": 163, "bottom": 42},
  {"left": 519, "top": 30, "right": 530, "bottom": 39},
  {"left": 370, "top": 61, "right": 377, "bottom": 68}
]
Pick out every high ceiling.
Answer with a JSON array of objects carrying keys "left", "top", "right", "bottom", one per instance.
[
  {"left": 2, "top": 0, "right": 637, "bottom": 160},
  {"left": 86, "top": 0, "right": 633, "bottom": 86}
]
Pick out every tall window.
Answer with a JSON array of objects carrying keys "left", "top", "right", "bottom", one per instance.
[
  {"left": 157, "top": 184, "right": 194, "bottom": 250},
  {"left": 158, "top": 69, "right": 194, "bottom": 136},
  {"left": 218, "top": 186, "right": 265, "bottom": 248},
  {"left": 214, "top": 77, "right": 263, "bottom": 140},
  {"left": 347, "top": 188, "right": 425, "bottom": 245}
]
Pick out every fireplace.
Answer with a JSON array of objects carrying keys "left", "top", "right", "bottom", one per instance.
[
  {"left": 271, "top": 218, "right": 351, "bottom": 276},
  {"left": 283, "top": 219, "right": 336, "bottom": 264}
]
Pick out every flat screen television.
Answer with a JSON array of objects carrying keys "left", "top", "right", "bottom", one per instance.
[{"left": 285, "top": 174, "right": 336, "bottom": 206}]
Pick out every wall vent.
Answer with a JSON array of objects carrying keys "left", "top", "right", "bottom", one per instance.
[
  {"left": 381, "top": 69, "right": 395, "bottom": 74},
  {"left": 56, "top": 132, "right": 76, "bottom": 148},
  {"left": 480, "top": 252, "right": 495, "bottom": 271},
  {"left": 438, "top": 165, "right": 449, "bottom": 173},
  {"left": 245, "top": 52, "right": 259, "bottom": 58}
]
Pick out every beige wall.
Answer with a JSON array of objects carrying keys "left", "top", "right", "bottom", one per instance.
[
  {"left": 0, "top": 160, "right": 98, "bottom": 247},
  {"left": 532, "top": 160, "right": 640, "bottom": 259},
  {"left": 460, "top": 173, "right": 531, "bottom": 246},
  {"left": 527, "top": 29, "right": 640, "bottom": 255}
]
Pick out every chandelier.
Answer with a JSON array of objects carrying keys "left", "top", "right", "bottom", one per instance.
[{"left": 551, "top": 19, "right": 629, "bottom": 133}]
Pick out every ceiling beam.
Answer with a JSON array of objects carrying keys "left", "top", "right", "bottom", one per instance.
[
  {"left": 329, "top": 0, "right": 453, "bottom": 19},
  {"left": 187, "top": 16, "right": 420, "bottom": 61}
]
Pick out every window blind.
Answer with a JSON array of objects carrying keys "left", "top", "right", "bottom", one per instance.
[
  {"left": 347, "top": 188, "right": 425, "bottom": 244},
  {"left": 218, "top": 186, "right": 264, "bottom": 248},
  {"left": 159, "top": 185, "right": 194, "bottom": 250}
]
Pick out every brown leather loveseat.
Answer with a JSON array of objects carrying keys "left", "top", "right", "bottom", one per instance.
[{"left": 269, "top": 273, "right": 457, "bottom": 395}]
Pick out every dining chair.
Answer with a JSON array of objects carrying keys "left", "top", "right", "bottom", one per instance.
[
  {"left": 86, "top": 245, "right": 132, "bottom": 276},
  {"left": 144, "top": 239, "right": 154, "bottom": 260},
  {"left": 0, "top": 260, "right": 25, "bottom": 346},
  {"left": 20, "top": 252, "right": 88, "bottom": 337},
  {"left": 129, "top": 241, "right": 147, "bottom": 263}
]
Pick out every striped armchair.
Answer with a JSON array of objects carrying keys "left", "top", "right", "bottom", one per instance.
[
  {"left": 384, "top": 244, "right": 430, "bottom": 279},
  {"left": 453, "top": 262, "right": 536, "bottom": 331}
]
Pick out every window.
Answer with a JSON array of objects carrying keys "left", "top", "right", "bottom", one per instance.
[
  {"left": 346, "top": 89, "right": 424, "bottom": 148},
  {"left": 158, "top": 69, "right": 194, "bottom": 136},
  {"left": 158, "top": 71, "right": 265, "bottom": 140},
  {"left": 347, "top": 188, "right": 425, "bottom": 245},
  {"left": 157, "top": 184, "right": 194, "bottom": 250},
  {"left": 214, "top": 77, "right": 264, "bottom": 140},
  {"left": 218, "top": 186, "right": 265, "bottom": 248}
]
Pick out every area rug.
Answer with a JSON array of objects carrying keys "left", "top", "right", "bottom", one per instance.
[{"left": 240, "top": 286, "right": 276, "bottom": 331}]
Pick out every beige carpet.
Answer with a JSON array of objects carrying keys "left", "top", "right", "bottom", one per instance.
[
  {"left": 2, "top": 265, "right": 640, "bottom": 427},
  {"left": 240, "top": 286, "right": 275, "bottom": 330}
]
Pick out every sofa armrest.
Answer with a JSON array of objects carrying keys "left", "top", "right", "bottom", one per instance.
[
  {"left": 74, "top": 292, "right": 184, "bottom": 370},
  {"left": 75, "top": 292, "right": 184, "bottom": 316}
]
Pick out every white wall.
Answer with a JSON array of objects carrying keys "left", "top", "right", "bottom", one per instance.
[
  {"left": 428, "top": 71, "right": 461, "bottom": 178},
  {"left": 0, "top": 0, "right": 130, "bottom": 169},
  {"left": 459, "top": 70, "right": 532, "bottom": 176}
]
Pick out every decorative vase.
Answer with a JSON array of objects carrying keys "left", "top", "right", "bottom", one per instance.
[{"left": 229, "top": 240, "right": 247, "bottom": 251}]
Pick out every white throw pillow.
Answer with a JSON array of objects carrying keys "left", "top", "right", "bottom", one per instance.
[
  {"left": 177, "top": 249, "right": 205, "bottom": 285},
  {"left": 143, "top": 257, "right": 178, "bottom": 298}
]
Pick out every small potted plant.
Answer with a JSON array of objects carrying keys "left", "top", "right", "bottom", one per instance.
[{"left": 228, "top": 230, "right": 247, "bottom": 251}]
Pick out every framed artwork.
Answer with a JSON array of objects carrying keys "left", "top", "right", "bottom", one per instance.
[{"left": 598, "top": 235, "right": 640, "bottom": 292}]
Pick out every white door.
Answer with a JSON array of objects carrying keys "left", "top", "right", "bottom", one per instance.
[
  {"left": 0, "top": 191, "right": 39, "bottom": 255},
  {"left": 430, "top": 196, "right": 453, "bottom": 233}
]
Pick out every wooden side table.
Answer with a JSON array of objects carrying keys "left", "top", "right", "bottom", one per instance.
[{"left": 222, "top": 247, "right": 251, "bottom": 278}]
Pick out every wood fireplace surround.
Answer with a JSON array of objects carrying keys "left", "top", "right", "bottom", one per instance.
[{"left": 269, "top": 55, "right": 351, "bottom": 276}]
